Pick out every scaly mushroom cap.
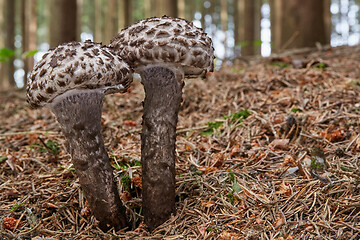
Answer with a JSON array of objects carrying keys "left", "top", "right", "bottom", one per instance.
[
  {"left": 27, "top": 40, "right": 133, "bottom": 108},
  {"left": 109, "top": 16, "right": 214, "bottom": 77}
]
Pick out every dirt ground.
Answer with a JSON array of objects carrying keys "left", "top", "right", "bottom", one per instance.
[{"left": 1, "top": 44, "right": 360, "bottom": 239}]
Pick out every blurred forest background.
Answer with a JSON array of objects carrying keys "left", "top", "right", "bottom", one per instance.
[{"left": 0, "top": 0, "right": 359, "bottom": 91}]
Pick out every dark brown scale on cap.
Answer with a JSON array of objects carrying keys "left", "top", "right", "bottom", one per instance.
[
  {"left": 57, "top": 80, "right": 66, "bottom": 87},
  {"left": 84, "top": 52, "right": 93, "bottom": 58},
  {"left": 145, "top": 28, "right": 156, "bottom": 37},
  {"left": 92, "top": 48, "right": 100, "bottom": 56},
  {"left": 156, "top": 30, "right": 171, "bottom": 38},
  {"left": 144, "top": 41, "right": 154, "bottom": 49},
  {"left": 42, "top": 53, "right": 49, "bottom": 59},
  {"left": 129, "top": 41, "right": 137, "bottom": 47},
  {"left": 46, "top": 87, "right": 55, "bottom": 94},
  {"left": 129, "top": 24, "right": 148, "bottom": 35},
  {"left": 102, "top": 50, "right": 114, "bottom": 59}
]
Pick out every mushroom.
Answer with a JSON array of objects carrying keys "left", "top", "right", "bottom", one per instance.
[
  {"left": 26, "top": 40, "right": 133, "bottom": 231},
  {"left": 110, "top": 16, "right": 214, "bottom": 230}
]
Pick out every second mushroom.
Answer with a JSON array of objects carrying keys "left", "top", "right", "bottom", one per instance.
[
  {"left": 27, "top": 41, "right": 132, "bottom": 231},
  {"left": 110, "top": 16, "right": 214, "bottom": 230}
]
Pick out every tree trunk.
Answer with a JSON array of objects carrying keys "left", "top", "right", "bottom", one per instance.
[
  {"left": 22, "top": 0, "right": 37, "bottom": 89},
  {"left": 237, "top": 0, "right": 261, "bottom": 56},
  {"left": 220, "top": 0, "right": 228, "bottom": 58},
  {"left": 323, "top": 0, "right": 331, "bottom": 44},
  {"left": 49, "top": 0, "right": 77, "bottom": 48},
  {"left": 144, "top": 0, "right": 152, "bottom": 18},
  {"left": 187, "top": 0, "right": 195, "bottom": 20},
  {"left": 0, "top": 0, "right": 4, "bottom": 89},
  {"left": 2, "top": 0, "right": 16, "bottom": 90},
  {"left": 77, "top": 0, "right": 83, "bottom": 42},
  {"left": 156, "top": 0, "right": 177, "bottom": 17},
  {"left": 94, "top": 0, "right": 102, "bottom": 43},
  {"left": 200, "top": 0, "right": 205, "bottom": 29},
  {"left": 118, "top": 0, "right": 132, "bottom": 31},
  {"left": 270, "top": 0, "right": 328, "bottom": 53},
  {"left": 177, "top": 0, "right": 185, "bottom": 19},
  {"left": 233, "top": 0, "right": 240, "bottom": 56},
  {"left": 104, "top": 0, "right": 117, "bottom": 44}
]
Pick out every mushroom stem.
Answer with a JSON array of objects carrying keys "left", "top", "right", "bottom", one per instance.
[
  {"left": 49, "top": 89, "right": 128, "bottom": 231},
  {"left": 140, "top": 66, "right": 183, "bottom": 230}
]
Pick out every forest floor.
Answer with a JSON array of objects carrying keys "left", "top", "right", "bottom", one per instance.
[{"left": 1, "top": 44, "right": 360, "bottom": 240}]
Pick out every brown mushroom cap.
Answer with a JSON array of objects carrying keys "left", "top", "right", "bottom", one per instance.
[
  {"left": 109, "top": 16, "right": 214, "bottom": 77},
  {"left": 26, "top": 40, "right": 133, "bottom": 108}
]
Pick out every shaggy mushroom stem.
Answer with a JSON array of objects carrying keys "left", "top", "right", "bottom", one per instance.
[
  {"left": 49, "top": 89, "right": 128, "bottom": 231},
  {"left": 139, "top": 65, "right": 183, "bottom": 230}
]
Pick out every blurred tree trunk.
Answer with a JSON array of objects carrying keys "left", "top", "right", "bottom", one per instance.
[
  {"left": 94, "top": 0, "right": 102, "bottom": 43},
  {"left": 49, "top": 0, "right": 77, "bottom": 48},
  {"left": 0, "top": 0, "right": 5, "bottom": 89},
  {"left": 0, "top": 0, "right": 4, "bottom": 46},
  {"left": 233, "top": 0, "right": 240, "bottom": 55},
  {"left": 104, "top": 0, "right": 117, "bottom": 44},
  {"left": 220, "top": 0, "right": 228, "bottom": 58},
  {"left": 77, "top": 0, "right": 83, "bottom": 42},
  {"left": 236, "top": 0, "right": 261, "bottom": 56},
  {"left": 144, "top": 0, "right": 152, "bottom": 18},
  {"left": 22, "top": 0, "right": 37, "bottom": 88},
  {"left": 200, "top": 1, "right": 205, "bottom": 28},
  {"left": 177, "top": 0, "right": 185, "bottom": 19},
  {"left": 270, "top": 0, "right": 328, "bottom": 53},
  {"left": 118, "top": 0, "right": 132, "bottom": 31},
  {"left": 187, "top": 0, "right": 195, "bottom": 20},
  {"left": 323, "top": 0, "right": 331, "bottom": 44},
  {"left": 2, "top": 0, "right": 16, "bottom": 90},
  {"left": 156, "top": 0, "right": 177, "bottom": 17}
]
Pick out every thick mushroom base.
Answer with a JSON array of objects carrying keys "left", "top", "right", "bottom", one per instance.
[
  {"left": 49, "top": 90, "right": 128, "bottom": 231},
  {"left": 140, "top": 66, "right": 183, "bottom": 230}
]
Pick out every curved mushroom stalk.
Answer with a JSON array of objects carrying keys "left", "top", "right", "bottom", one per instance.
[
  {"left": 49, "top": 89, "right": 128, "bottom": 230},
  {"left": 140, "top": 66, "right": 183, "bottom": 230}
]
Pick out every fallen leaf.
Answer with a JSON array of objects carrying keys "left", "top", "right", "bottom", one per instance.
[
  {"left": 230, "top": 145, "right": 241, "bottom": 158},
  {"left": 42, "top": 202, "right": 58, "bottom": 209},
  {"left": 220, "top": 231, "right": 240, "bottom": 240},
  {"left": 273, "top": 216, "right": 286, "bottom": 229},
  {"left": 199, "top": 166, "right": 217, "bottom": 175},
  {"left": 131, "top": 176, "right": 142, "bottom": 189},
  {"left": 276, "top": 182, "right": 292, "bottom": 196},
  {"left": 197, "top": 225, "right": 206, "bottom": 236},
  {"left": 120, "top": 191, "right": 132, "bottom": 202},
  {"left": 80, "top": 206, "right": 90, "bottom": 217},
  {"left": 123, "top": 120, "right": 137, "bottom": 127},
  {"left": 201, "top": 200, "right": 215, "bottom": 208},
  {"left": 3, "top": 217, "right": 20, "bottom": 231},
  {"left": 283, "top": 155, "right": 296, "bottom": 167},
  {"left": 304, "top": 223, "right": 314, "bottom": 231},
  {"left": 320, "top": 127, "right": 345, "bottom": 142},
  {"left": 210, "top": 152, "right": 225, "bottom": 167},
  {"left": 269, "top": 139, "right": 290, "bottom": 150}
]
